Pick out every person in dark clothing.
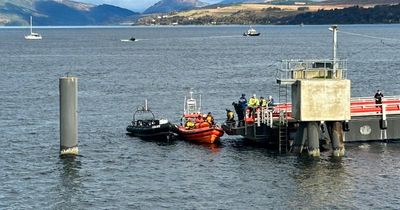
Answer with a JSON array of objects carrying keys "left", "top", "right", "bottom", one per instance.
[
  {"left": 238, "top": 94, "right": 247, "bottom": 110},
  {"left": 232, "top": 102, "right": 245, "bottom": 127},
  {"left": 374, "top": 90, "right": 384, "bottom": 104}
]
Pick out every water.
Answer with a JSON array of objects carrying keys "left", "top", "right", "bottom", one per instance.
[{"left": 1, "top": 25, "right": 400, "bottom": 209}]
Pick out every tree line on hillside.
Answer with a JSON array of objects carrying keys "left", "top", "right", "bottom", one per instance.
[
  {"left": 280, "top": 4, "right": 400, "bottom": 24},
  {"left": 138, "top": 4, "right": 400, "bottom": 25}
]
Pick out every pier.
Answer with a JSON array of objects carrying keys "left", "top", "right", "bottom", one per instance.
[{"left": 222, "top": 25, "right": 400, "bottom": 156}]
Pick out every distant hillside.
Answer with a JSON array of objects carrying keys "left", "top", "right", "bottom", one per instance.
[
  {"left": 0, "top": 0, "right": 139, "bottom": 26},
  {"left": 144, "top": 0, "right": 208, "bottom": 14},
  {"left": 138, "top": 1, "right": 400, "bottom": 25},
  {"left": 219, "top": 0, "right": 317, "bottom": 5},
  {"left": 280, "top": 3, "right": 400, "bottom": 24},
  {"left": 321, "top": 0, "right": 400, "bottom": 5},
  {"left": 219, "top": 0, "right": 264, "bottom": 4}
]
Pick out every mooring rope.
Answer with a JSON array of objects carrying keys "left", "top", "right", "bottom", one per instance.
[{"left": 339, "top": 30, "right": 400, "bottom": 43}]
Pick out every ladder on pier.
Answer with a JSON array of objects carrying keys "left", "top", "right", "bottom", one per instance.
[{"left": 278, "top": 84, "right": 289, "bottom": 154}]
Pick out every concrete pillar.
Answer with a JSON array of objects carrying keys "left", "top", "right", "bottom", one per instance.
[
  {"left": 327, "top": 121, "right": 345, "bottom": 157},
  {"left": 59, "top": 77, "right": 78, "bottom": 156},
  {"left": 293, "top": 122, "right": 307, "bottom": 154},
  {"left": 307, "top": 122, "right": 320, "bottom": 157}
]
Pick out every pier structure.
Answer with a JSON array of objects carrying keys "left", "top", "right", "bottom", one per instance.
[
  {"left": 222, "top": 25, "right": 400, "bottom": 153},
  {"left": 59, "top": 76, "right": 79, "bottom": 156},
  {"left": 277, "top": 59, "right": 350, "bottom": 157},
  {"left": 275, "top": 25, "right": 350, "bottom": 157}
]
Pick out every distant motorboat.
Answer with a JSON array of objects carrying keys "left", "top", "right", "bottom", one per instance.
[
  {"left": 243, "top": 27, "right": 260, "bottom": 36},
  {"left": 121, "top": 37, "right": 136, "bottom": 42},
  {"left": 25, "top": 16, "right": 42, "bottom": 40}
]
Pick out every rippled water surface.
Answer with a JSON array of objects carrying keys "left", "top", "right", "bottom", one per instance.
[{"left": 1, "top": 25, "right": 400, "bottom": 209}]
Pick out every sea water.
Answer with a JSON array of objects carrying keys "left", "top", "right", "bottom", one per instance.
[{"left": 1, "top": 25, "right": 400, "bottom": 209}]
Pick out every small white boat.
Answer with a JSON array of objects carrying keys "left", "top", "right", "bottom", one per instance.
[
  {"left": 121, "top": 37, "right": 136, "bottom": 42},
  {"left": 243, "top": 27, "right": 260, "bottom": 36},
  {"left": 25, "top": 16, "right": 42, "bottom": 40}
]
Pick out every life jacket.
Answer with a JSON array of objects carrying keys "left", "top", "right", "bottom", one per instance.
[
  {"left": 227, "top": 111, "right": 234, "bottom": 121},
  {"left": 206, "top": 115, "right": 214, "bottom": 124},
  {"left": 185, "top": 121, "right": 195, "bottom": 129},
  {"left": 248, "top": 97, "right": 259, "bottom": 107},
  {"left": 260, "top": 99, "right": 267, "bottom": 107}
]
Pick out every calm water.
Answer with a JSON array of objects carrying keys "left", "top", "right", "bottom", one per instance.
[{"left": 1, "top": 25, "right": 400, "bottom": 209}]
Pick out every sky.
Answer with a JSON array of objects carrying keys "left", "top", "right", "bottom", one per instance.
[{"left": 77, "top": 0, "right": 222, "bottom": 12}]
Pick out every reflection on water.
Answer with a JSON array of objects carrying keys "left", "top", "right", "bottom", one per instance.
[
  {"left": 53, "top": 156, "right": 83, "bottom": 209},
  {"left": 289, "top": 156, "right": 348, "bottom": 209}
]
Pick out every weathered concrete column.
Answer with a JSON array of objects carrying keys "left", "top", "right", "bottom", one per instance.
[
  {"left": 327, "top": 121, "right": 345, "bottom": 157},
  {"left": 59, "top": 77, "right": 78, "bottom": 156},
  {"left": 307, "top": 122, "right": 320, "bottom": 157},
  {"left": 292, "top": 122, "right": 307, "bottom": 154}
]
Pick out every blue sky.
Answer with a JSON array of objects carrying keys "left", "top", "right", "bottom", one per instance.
[{"left": 78, "top": 0, "right": 221, "bottom": 12}]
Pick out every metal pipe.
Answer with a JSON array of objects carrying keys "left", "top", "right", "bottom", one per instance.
[
  {"left": 329, "top": 25, "right": 338, "bottom": 78},
  {"left": 59, "top": 76, "right": 78, "bottom": 156}
]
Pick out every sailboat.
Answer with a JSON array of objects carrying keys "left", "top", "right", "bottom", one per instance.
[{"left": 25, "top": 16, "right": 42, "bottom": 40}]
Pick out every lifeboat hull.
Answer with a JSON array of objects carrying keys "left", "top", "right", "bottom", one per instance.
[{"left": 177, "top": 126, "right": 224, "bottom": 144}]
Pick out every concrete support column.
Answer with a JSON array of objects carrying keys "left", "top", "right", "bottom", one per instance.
[
  {"left": 60, "top": 77, "right": 78, "bottom": 156},
  {"left": 327, "top": 121, "right": 345, "bottom": 157},
  {"left": 307, "top": 122, "right": 320, "bottom": 157},
  {"left": 293, "top": 122, "right": 307, "bottom": 154}
]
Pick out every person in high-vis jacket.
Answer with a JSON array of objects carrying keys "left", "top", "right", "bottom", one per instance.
[
  {"left": 248, "top": 94, "right": 259, "bottom": 118},
  {"left": 248, "top": 94, "right": 259, "bottom": 107},
  {"left": 260, "top": 96, "right": 267, "bottom": 107},
  {"left": 206, "top": 112, "right": 215, "bottom": 126}
]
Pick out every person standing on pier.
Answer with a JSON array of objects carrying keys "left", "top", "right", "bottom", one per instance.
[
  {"left": 239, "top": 94, "right": 247, "bottom": 109},
  {"left": 260, "top": 96, "right": 267, "bottom": 107},
  {"left": 237, "top": 94, "right": 247, "bottom": 126},
  {"left": 267, "top": 95, "right": 275, "bottom": 108},
  {"left": 374, "top": 90, "right": 384, "bottom": 105},
  {"left": 248, "top": 94, "right": 260, "bottom": 118}
]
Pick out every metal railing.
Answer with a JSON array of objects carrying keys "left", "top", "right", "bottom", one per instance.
[
  {"left": 350, "top": 95, "right": 400, "bottom": 116},
  {"left": 277, "top": 59, "right": 348, "bottom": 81}
]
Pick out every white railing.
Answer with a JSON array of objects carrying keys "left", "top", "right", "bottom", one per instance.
[{"left": 277, "top": 59, "right": 348, "bottom": 80}]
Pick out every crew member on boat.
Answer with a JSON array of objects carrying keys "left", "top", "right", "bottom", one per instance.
[
  {"left": 260, "top": 96, "right": 267, "bottom": 107},
  {"left": 239, "top": 94, "right": 247, "bottom": 109},
  {"left": 248, "top": 94, "right": 259, "bottom": 117},
  {"left": 226, "top": 109, "right": 235, "bottom": 122},
  {"left": 206, "top": 112, "right": 215, "bottom": 126},
  {"left": 195, "top": 114, "right": 204, "bottom": 124},
  {"left": 237, "top": 94, "right": 247, "bottom": 126},
  {"left": 185, "top": 119, "right": 195, "bottom": 129}
]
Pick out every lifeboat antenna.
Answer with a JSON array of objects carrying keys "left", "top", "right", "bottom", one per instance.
[
  {"left": 189, "top": 91, "right": 193, "bottom": 99},
  {"left": 199, "top": 94, "right": 202, "bottom": 113},
  {"left": 184, "top": 95, "right": 187, "bottom": 114},
  {"left": 144, "top": 99, "right": 148, "bottom": 111}
]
